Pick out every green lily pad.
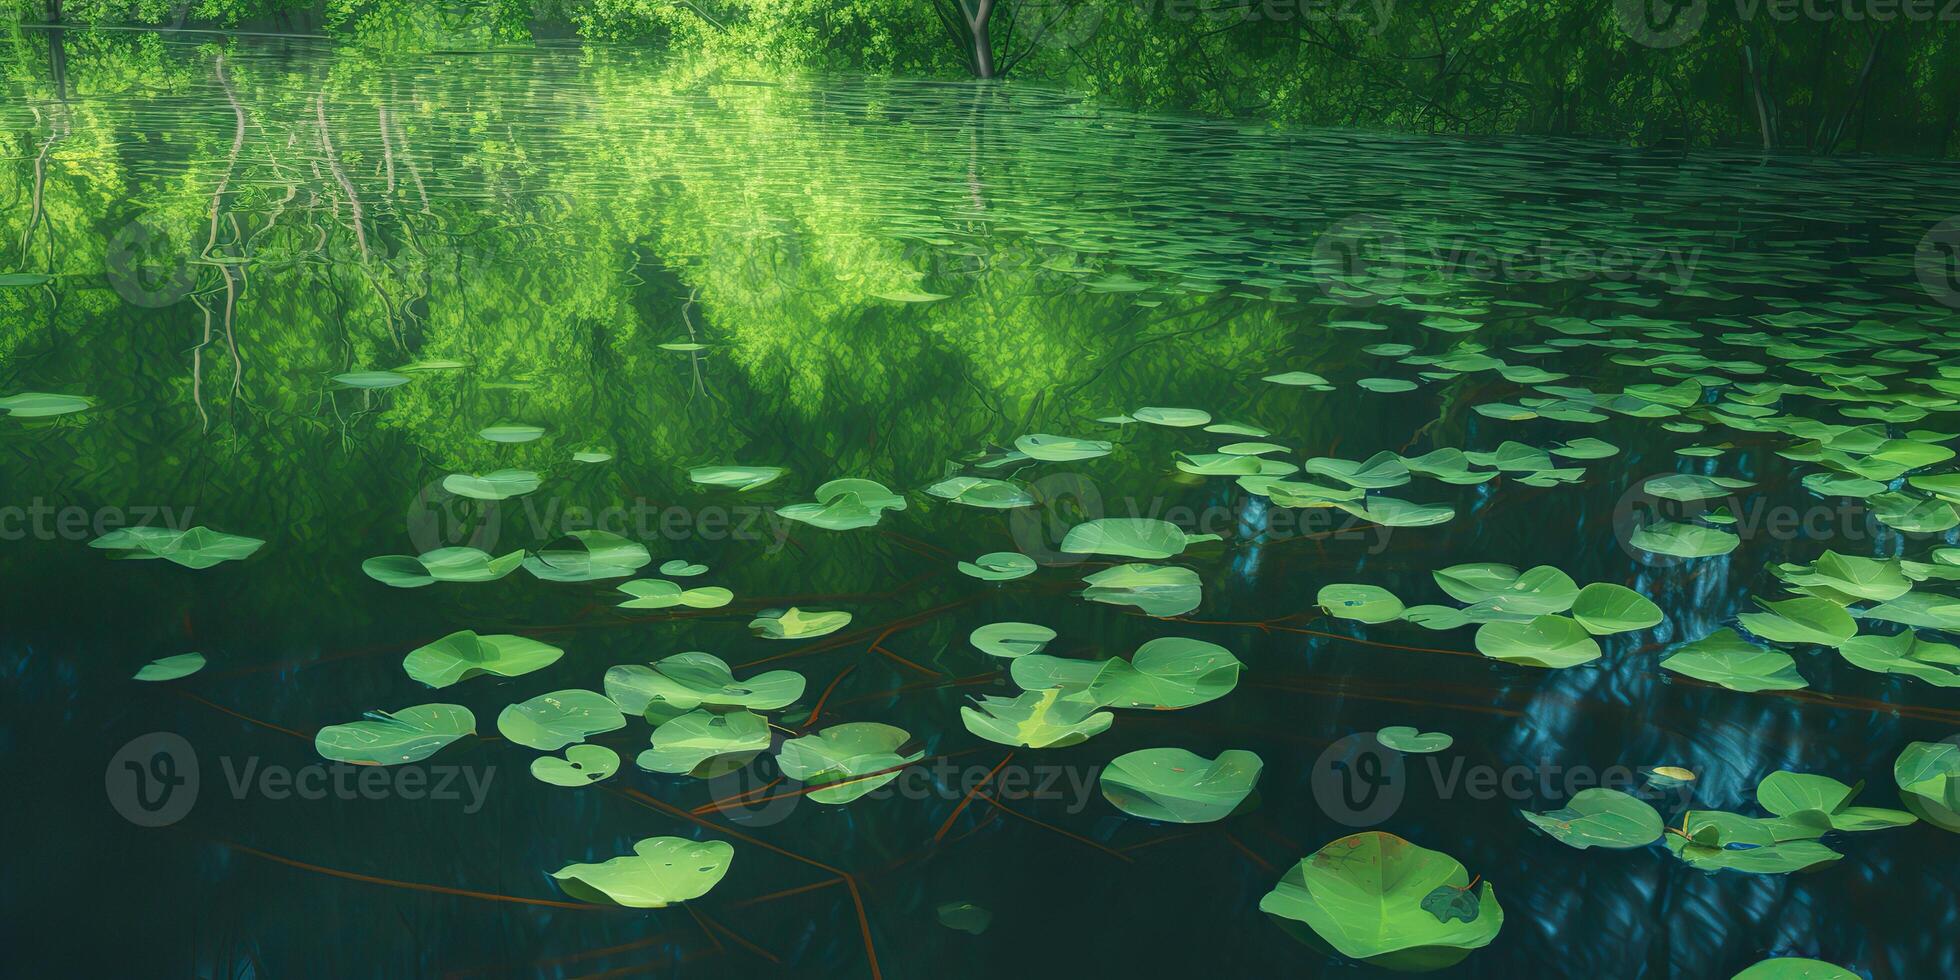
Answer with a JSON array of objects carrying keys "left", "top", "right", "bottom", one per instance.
[
  {"left": 315, "top": 704, "right": 475, "bottom": 765},
  {"left": 1014, "top": 433, "right": 1114, "bottom": 461},
  {"left": 1259, "top": 832, "right": 1502, "bottom": 971},
  {"left": 1377, "top": 726, "right": 1452, "bottom": 753},
  {"left": 749, "top": 607, "right": 852, "bottom": 639},
  {"left": 961, "top": 689, "right": 1113, "bottom": 748},
  {"left": 776, "top": 722, "right": 923, "bottom": 803},
  {"left": 1837, "top": 631, "right": 1960, "bottom": 687},
  {"left": 89, "top": 526, "right": 264, "bottom": 569},
  {"left": 1081, "top": 563, "right": 1202, "bottom": 618},
  {"left": 636, "top": 710, "right": 772, "bottom": 775},
  {"left": 532, "top": 745, "right": 621, "bottom": 787},
  {"left": 1628, "top": 520, "right": 1738, "bottom": 558},
  {"left": 1660, "top": 629, "right": 1808, "bottom": 692},
  {"left": 1738, "top": 597, "right": 1857, "bottom": 647},
  {"left": 958, "top": 551, "right": 1037, "bottom": 581},
  {"left": 362, "top": 547, "right": 524, "bottom": 588},
  {"left": 604, "top": 652, "right": 805, "bottom": 714},
  {"left": 1730, "top": 958, "right": 1859, "bottom": 980},
  {"left": 331, "top": 370, "right": 411, "bottom": 389},
  {"left": 1520, "top": 788, "right": 1663, "bottom": 849},
  {"left": 1320, "top": 584, "right": 1405, "bottom": 624},
  {"left": 524, "top": 530, "right": 652, "bottom": 581},
  {"left": 573, "top": 450, "right": 614, "bottom": 464},
  {"left": 1061, "top": 518, "right": 1220, "bottom": 559},
  {"left": 937, "top": 901, "right": 993, "bottom": 935},
  {"left": 924, "top": 476, "right": 1034, "bottom": 510},
  {"left": 1569, "top": 583, "right": 1663, "bottom": 635},
  {"left": 970, "top": 622, "right": 1055, "bottom": 658},
  {"left": 660, "top": 559, "right": 708, "bottom": 577},
  {"left": 616, "top": 579, "right": 734, "bottom": 609},
  {"left": 479, "top": 423, "right": 545, "bottom": 443},
  {"left": 496, "top": 689, "right": 627, "bottom": 751},
  {"left": 133, "top": 652, "right": 206, "bottom": 682},
  {"left": 403, "top": 630, "right": 563, "bottom": 689},
  {"left": 551, "top": 837, "right": 733, "bottom": 908},
  {"left": 1100, "top": 747, "right": 1262, "bottom": 823},
  {"left": 1133, "top": 406, "right": 1212, "bottom": 427},
  {"left": 1012, "top": 636, "right": 1243, "bottom": 710},
  {"left": 1474, "top": 615, "right": 1601, "bottom": 668},
  {"left": 782, "top": 478, "right": 911, "bottom": 528},
  {"left": 0, "top": 391, "right": 92, "bottom": 417},
  {"left": 1756, "top": 771, "right": 1916, "bottom": 832},
  {"left": 689, "top": 465, "right": 785, "bottom": 492},
  {"left": 1893, "top": 740, "right": 1960, "bottom": 832},
  {"left": 441, "top": 469, "right": 541, "bottom": 500}
]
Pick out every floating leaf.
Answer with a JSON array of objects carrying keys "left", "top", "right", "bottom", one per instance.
[
  {"left": 958, "top": 551, "right": 1037, "bottom": 581},
  {"left": 1628, "top": 520, "right": 1738, "bottom": 558},
  {"left": 616, "top": 579, "right": 733, "bottom": 609},
  {"left": 0, "top": 391, "right": 91, "bottom": 417},
  {"left": 937, "top": 902, "right": 993, "bottom": 935},
  {"left": 1061, "top": 518, "right": 1220, "bottom": 559},
  {"left": 524, "top": 530, "right": 652, "bottom": 581},
  {"left": 1377, "top": 726, "right": 1452, "bottom": 753},
  {"left": 331, "top": 370, "right": 410, "bottom": 389},
  {"left": 749, "top": 607, "right": 851, "bottom": 639},
  {"left": 403, "top": 630, "right": 563, "bottom": 689},
  {"left": 89, "top": 526, "right": 264, "bottom": 569},
  {"left": 1893, "top": 740, "right": 1960, "bottom": 833},
  {"left": 496, "top": 690, "right": 627, "bottom": 751},
  {"left": 1660, "top": 629, "right": 1807, "bottom": 692},
  {"left": 1730, "top": 958, "right": 1859, "bottom": 980},
  {"left": 636, "top": 710, "right": 771, "bottom": 775},
  {"left": 1569, "top": 583, "right": 1663, "bottom": 635},
  {"left": 1133, "top": 406, "right": 1212, "bottom": 427},
  {"left": 970, "top": 622, "right": 1055, "bottom": 658},
  {"left": 777, "top": 722, "right": 922, "bottom": 803},
  {"left": 1012, "top": 636, "right": 1242, "bottom": 710},
  {"left": 1474, "top": 615, "right": 1601, "bottom": 668},
  {"left": 1014, "top": 433, "right": 1113, "bottom": 462},
  {"left": 1100, "top": 747, "right": 1261, "bottom": 823},
  {"left": 1521, "top": 789, "right": 1664, "bottom": 849},
  {"left": 1259, "top": 832, "right": 1502, "bottom": 971},
  {"left": 551, "top": 838, "right": 733, "bottom": 908},
  {"left": 924, "top": 476, "right": 1033, "bottom": 510},
  {"left": 315, "top": 704, "right": 474, "bottom": 765},
  {"left": 1081, "top": 563, "right": 1202, "bottom": 618},
  {"left": 532, "top": 745, "right": 620, "bottom": 787},
  {"left": 363, "top": 547, "right": 524, "bottom": 588},
  {"left": 961, "top": 688, "right": 1113, "bottom": 748},
  {"left": 689, "top": 465, "right": 785, "bottom": 492},
  {"left": 441, "top": 469, "right": 540, "bottom": 500},
  {"left": 1739, "top": 597, "right": 1857, "bottom": 647},
  {"left": 604, "top": 652, "right": 805, "bottom": 714},
  {"left": 1319, "top": 584, "right": 1405, "bottom": 624},
  {"left": 1837, "top": 631, "right": 1960, "bottom": 687},
  {"left": 133, "top": 652, "right": 206, "bottom": 682},
  {"left": 1757, "top": 771, "right": 1916, "bottom": 832}
]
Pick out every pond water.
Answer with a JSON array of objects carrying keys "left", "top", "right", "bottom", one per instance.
[{"left": 5, "top": 32, "right": 1960, "bottom": 979}]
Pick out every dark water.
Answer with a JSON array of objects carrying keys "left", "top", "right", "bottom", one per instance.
[{"left": 4, "top": 31, "right": 1960, "bottom": 979}]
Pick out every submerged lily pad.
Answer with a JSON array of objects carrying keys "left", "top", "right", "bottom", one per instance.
[
  {"left": 496, "top": 689, "right": 627, "bottom": 751},
  {"left": 776, "top": 722, "right": 922, "bottom": 803},
  {"left": 1521, "top": 789, "right": 1663, "bottom": 849},
  {"left": 315, "top": 704, "right": 475, "bottom": 765},
  {"left": 689, "top": 465, "right": 785, "bottom": 492},
  {"left": 1100, "top": 747, "right": 1262, "bottom": 823},
  {"left": 1259, "top": 832, "right": 1502, "bottom": 971},
  {"left": 551, "top": 838, "right": 733, "bottom": 908},
  {"left": 403, "top": 630, "right": 563, "bottom": 688},
  {"left": 937, "top": 902, "right": 993, "bottom": 935}
]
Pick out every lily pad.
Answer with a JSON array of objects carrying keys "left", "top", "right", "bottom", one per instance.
[
  {"left": 479, "top": 423, "right": 545, "bottom": 443},
  {"left": 403, "top": 630, "right": 563, "bottom": 688},
  {"left": 0, "top": 392, "right": 92, "bottom": 417},
  {"left": 1320, "top": 584, "right": 1406, "bottom": 624},
  {"left": 1660, "top": 629, "right": 1808, "bottom": 692},
  {"left": 636, "top": 710, "right": 772, "bottom": 775},
  {"left": 1061, "top": 518, "right": 1220, "bottom": 559},
  {"left": 1014, "top": 433, "right": 1113, "bottom": 462},
  {"left": 749, "top": 607, "right": 852, "bottom": 639},
  {"left": 958, "top": 551, "right": 1038, "bottom": 581},
  {"left": 1100, "top": 747, "right": 1262, "bottom": 823},
  {"left": 363, "top": 547, "right": 524, "bottom": 588},
  {"left": 604, "top": 652, "right": 805, "bottom": 714},
  {"left": 524, "top": 530, "right": 652, "bottom": 582},
  {"left": 1474, "top": 615, "right": 1602, "bottom": 668},
  {"left": 1377, "top": 726, "right": 1452, "bottom": 753},
  {"left": 532, "top": 745, "right": 621, "bottom": 787},
  {"left": 1081, "top": 563, "right": 1202, "bottom": 618},
  {"left": 689, "top": 465, "right": 785, "bottom": 492},
  {"left": 315, "top": 704, "right": 475, "bottom": 765},
  {"left": 1738, "top": 597, "right": 1857, "bottom": 647},
  {"left": 89, "top": 526, "right": 264, "bottom": 569},
  {"left": 1628, "top": 520, "right": 1738, "bottom": 558},
  {"left": 496, "top": 689, "right": 627, "bottom": 751},
  {"left": 924, "top": 476, "right": 1034, "bottom": 510},
  {"left": 1569, "top": 583, "right": 1663, "bottom": 635},
  {"left": 1259, "top": 832, "right": 1502, "bottom": 971},
  {"left": 441, "top": 469, "right": 541, "bottom": 500},
  {"left": 1893, "top": 740, "right": 1960, "bottom": 832},
  {"left": 961, "top": 689, "right": 1113, "bottom": 748},
  {"left": 1520, "top": 788, "right": 1663, "bottom": 849},
  {"left": 1133, "top": 406, "right": 1212, "bottom": 427},
  {"left": 781, "top": 478, "right": 910, "bottom": 527},
  {"left": 970, "top": 622, "right": 1055, "bottom": 658},
  {"left": 616, "top": 579, "right": 734, "bottom": 609},
  {"left": 776, "top": 722, "right": 923, "bottom": 803},
  {"left": 551, "top": 837, "right": 733, "bottom": 908},
  {"left": 133, "top": 652, "right": 206, "bottom": 682}
]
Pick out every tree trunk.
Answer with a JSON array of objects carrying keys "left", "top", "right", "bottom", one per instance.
[{"left": 968, "top": 0, "right": 996, "bottom": 79}]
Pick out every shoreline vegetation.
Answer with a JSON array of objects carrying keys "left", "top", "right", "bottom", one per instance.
[{"left": 6, "top": 0, "right": 1957, "bottom": 157}]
